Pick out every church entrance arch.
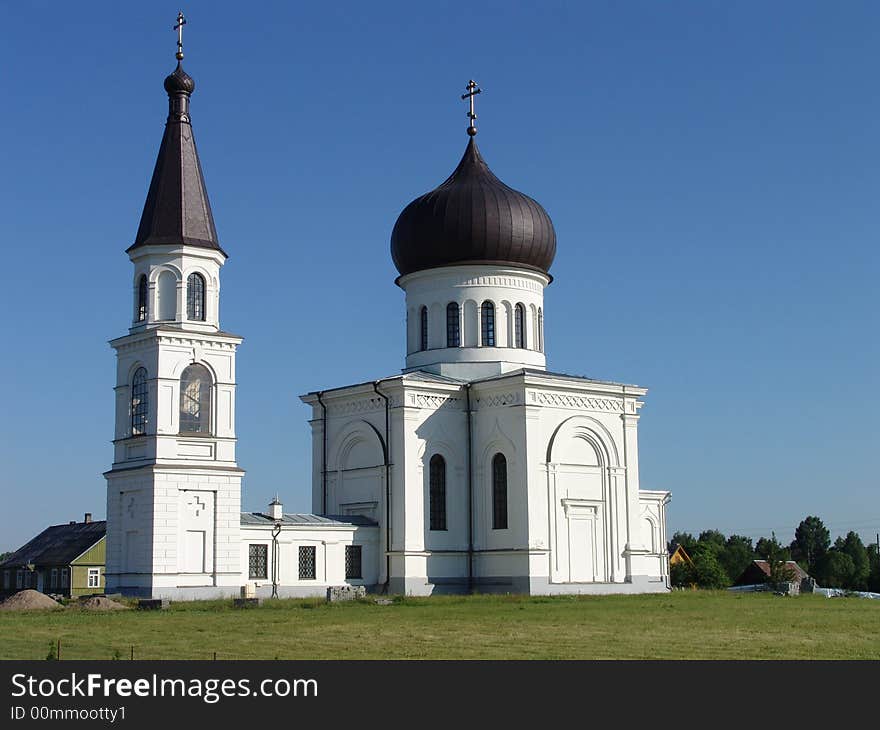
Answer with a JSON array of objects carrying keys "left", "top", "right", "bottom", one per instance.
[{"left": 546, "top": 417, "right": 619, "bottom": 584}]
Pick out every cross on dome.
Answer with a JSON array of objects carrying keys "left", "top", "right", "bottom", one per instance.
[
  {"left": 174, "top": 12, "right": 187, "bottom": 60},
  {"left": 461, "top": 80, "right": 482, "bottom": 136}
]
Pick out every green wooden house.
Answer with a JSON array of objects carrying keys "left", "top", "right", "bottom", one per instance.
[{"left": 0, "top": 515, "right": 106, "bottom": 598}]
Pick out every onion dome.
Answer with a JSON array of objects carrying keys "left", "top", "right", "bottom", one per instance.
[
  {"left": 163, "top": 62, "right": 195, "bottom": 95},
  {"left": 391, "top": 137, "right": 556, "bottom": 279}
]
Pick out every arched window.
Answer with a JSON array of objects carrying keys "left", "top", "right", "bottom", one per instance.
[
  {"left": 157, "top": 270, "right": 176, "bottom": 320},
  {"left": 446, "top": 302, "right": 460, "bottom": 348},
  {"left": 492, "top": 453, "right": 508, "bottom": 529},
  {"left": 481, "top": 301, "right": 495, "bottom": 346},
  {"left": 429, "top": 454, "right": 447, "bottom": 531},
  {"left": 420, "top": 306, "right": 428, "bottom": 351},
  {"left": 179, "top": 363, "right": 211, "bottom": 434},
  {"left": 514, "top": 303, "right": 526, "bottom": 349},
  {"left": 538, "top": 307, "right": 544, "bottom": 352},
  {"left": 131, "top": 367, "right": 148, "bottom": 436},
  {"left": 187, "top": 273, "right": 206, "bottom": 321},
  {"left": 137, "top": 275, "right": 148, "bottom": 322}
]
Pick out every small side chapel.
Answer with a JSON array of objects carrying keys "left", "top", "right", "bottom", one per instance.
[{"left": 104, "top": 21, "right": 670, "bottom": 599}]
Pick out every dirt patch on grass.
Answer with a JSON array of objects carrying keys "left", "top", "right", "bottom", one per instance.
[
  {"left": 0, "top": 590, "right": 63, "bottom": 611},
  {"left": 78, "top": 596, "right": 129, "bottom": 611}
]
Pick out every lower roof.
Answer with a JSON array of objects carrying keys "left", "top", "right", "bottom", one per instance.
[{"left": 241, "top": 513, "right": 378, "bottom": 528}]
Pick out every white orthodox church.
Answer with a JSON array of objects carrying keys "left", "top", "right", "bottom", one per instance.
[{"left": 104, "top": 38, "right": 670, "bottom": 599}]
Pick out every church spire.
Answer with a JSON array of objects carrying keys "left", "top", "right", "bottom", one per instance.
[{"left": 128, "top": 13, "right": 223, "bottom": 255}]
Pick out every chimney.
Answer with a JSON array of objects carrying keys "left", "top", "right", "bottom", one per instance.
[
  {"left": 84, "top": 513, "right": 92, "bottom": 524},
  {"left": 268, "top": 496, "right": 283, "bottom": 522}
]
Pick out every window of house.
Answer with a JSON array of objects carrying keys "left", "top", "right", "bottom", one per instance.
[
  {"left": 61, "top": 568, "right": 69, "bottom": 588},
  {"left": 50, "top": 568, "right": 58, "bottom": 589},
  {"left": 248, "top": 544, "right": 268, "bottom": 580},
  {"left": 131, "top": 367, "right": 148, "bottom": 436},
  {"left": 137, "top": 274, "right": 148, "bottom": 322},
  {"left": 446, "top": 302, "right": 460, "bottom": 347},
  {"left": 298, "top": 546, "right": 316, "bottom": 580},
  {"left": 420, "top": 306, "right": 428, "bottom": 351},
  {"left": 15, "top": 570, "right": 23, "bottom": 589},
  {"left": 492, "top": 453, "right": 508, "bottom": 530},
  {"left": 179, "top": 363, "right": 211, "bottom": 434},
  {"left": 429, "top": 454, "right": 447, "bottom": 531},
  {"left": 186, "top": 273, "right": 206, "bottom": 321},
  {"left": 514, "top": 303, "right": 526, "bottom": 349},
  {"left": 87, "top": 568, "right": 100, "bottom": 588},
  {"left": 3, "top": 571, "right": 10, "bottom": 590},
  {"left": 481, "top": 301, "right": 495, "bottom": 346},
  {"left": 345, "top": 545, "right": 362, "bottom": 580}
]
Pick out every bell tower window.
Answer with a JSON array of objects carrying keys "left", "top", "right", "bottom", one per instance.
[
  {"left": 157, "top": 270, "right": 176, "bottom": 321},
  {"left": 187, "top": 273, "right": 206, "bottom": 321},
  {"left": 137, "top": 275, "right": 148, "bottom": 322},
  {"left": 179, "top": 364, "right": 212, "bottom": 434},
  {"left": 481, "top": 301, "right": 495, "bottom": 347},
  {"left": 131, "top": 367, "right": 148, "bottom": 436}
]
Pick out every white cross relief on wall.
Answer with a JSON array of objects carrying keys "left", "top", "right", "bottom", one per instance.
[{"left": 188, "top": 494, "right": 206, "bottom": 518}]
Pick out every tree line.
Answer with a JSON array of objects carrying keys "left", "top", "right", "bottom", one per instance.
[{"left": 669, "top": 515, "right": 880, "bottom": 591}]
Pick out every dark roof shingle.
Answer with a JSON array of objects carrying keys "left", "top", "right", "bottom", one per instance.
[{"left": 0, "top": 521, "right": 106, "bottom": 568}]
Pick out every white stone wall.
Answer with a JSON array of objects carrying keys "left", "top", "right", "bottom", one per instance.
[
  {"left": 105, "top": 243, "right": 244, "bottom": 599},
  {"left": 399, "top": 265, "right": 549, "bottom": 379},
  {"left": 109, "top": 329, "right": 241, "bottom": 467},
  {"left": 301, "top": 371, "right": 670, "bottom": 596},
  {"left": 239, "top": 524, "right": 380, "bottom": 598},
  {"left": 105, "top": 467, "right": 242, "bottom": 598}
]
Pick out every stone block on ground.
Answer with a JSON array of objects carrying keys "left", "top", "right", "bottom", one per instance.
[
  {"left": 137, "top": 598, "right": 170, "bottom": 610},
  {"left": 327, "top": 585, "right": 366, "bottom": 602}
]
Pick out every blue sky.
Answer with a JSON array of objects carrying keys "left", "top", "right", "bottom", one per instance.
[{"left": 0, "top": 1, "right": 877, "bottom": 552}]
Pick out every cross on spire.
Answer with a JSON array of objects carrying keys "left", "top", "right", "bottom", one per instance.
[
  {"left": 174, "top": 12, "right": 187, "bottom": 61},
  {"left": 461, "top": 79, "right": 482, "bottom": 136}
]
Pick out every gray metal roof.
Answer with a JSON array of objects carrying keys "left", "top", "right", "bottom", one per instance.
[
  {"left": 403, "top": 370, "right": 467, "bottom": 384},
  {"left": 302, "top": 369, "right": 465, "bottom": 398},
  {"left": 240, "top": 513, "right": 378, "bottom": 528},
  {"left": 0, "top": 521, "right": 106, "bottom": 568},
  {"left": 471, "top": 367, "right": 642, "bottom": 389}
]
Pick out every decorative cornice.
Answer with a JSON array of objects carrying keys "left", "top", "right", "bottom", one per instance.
[
  {"left": 404, "top": 392, "right": 463, "bottom": 410},
  {"left": 529, "top": 390, "right": 624, "bottom": 413},
  {"left": 474, "top": 391, "right": 522, "bottom": 410},
  {"left": 326, "top": 395, "right": 396, "bottom": 417},
  {"left": 456, "top": 274, "right": 543, "bottom": 291},
  {"left": 111, "top": 329, "right": 242, "bottom": 352}
]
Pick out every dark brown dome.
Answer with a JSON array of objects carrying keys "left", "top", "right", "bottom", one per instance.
[
  {"left": 164, "top": 63, "right": 195, "bottom": 95},
  {"left": 391, "top": 138, "right": 556, "bottom": 279}
]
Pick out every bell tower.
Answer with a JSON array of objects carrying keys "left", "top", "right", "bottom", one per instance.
[{"left": 104, "top": 15, "right": 244, "bottom": 599}]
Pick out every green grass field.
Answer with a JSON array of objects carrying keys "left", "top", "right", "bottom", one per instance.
[{"left": 1, "top": 591, "right": 877, "bottom": 660}]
